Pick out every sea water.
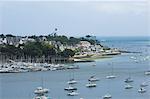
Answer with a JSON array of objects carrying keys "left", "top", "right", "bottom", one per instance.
[{"left": 0, "top": 36, "right": 150, "bottom": 99}]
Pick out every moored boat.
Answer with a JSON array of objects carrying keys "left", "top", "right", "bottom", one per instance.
[
  {"left": 103, "top": 93, "right": 112, "bottom": 99},
  {"left": 64, "top": 86, "right": 77, "bottom": 91}
]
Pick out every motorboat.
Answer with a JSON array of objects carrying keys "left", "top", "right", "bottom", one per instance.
[
  {"left": 64, "top": 86, "right": 77, "bottom": 91},
  {"left": 67, "top": 91, "right": 79, "bottom": 96},
  {"left": 86, "top": 83, "right": 96, "bottom": 88},
  {"left": 34, "top": 87, "right": 49, "bottom": 94},
  {"left": 103, "top": 93, "right": 112, "bottom": 99},
  {"left": 124, "top": 77, "right": 133, "bottom": 83},
  {"left": 125, "top": 84, "right": 133, "bottom": 89},
  {"left": 67, "top": 79, "right": 77, "bottom": 84},
  {"left": 138, "top": 87, "right": 146, "bottom": 93}
]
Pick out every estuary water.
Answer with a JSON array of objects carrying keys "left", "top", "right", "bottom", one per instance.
[{"left": 0, "top": 36, "right": 150, "bottom": 99}]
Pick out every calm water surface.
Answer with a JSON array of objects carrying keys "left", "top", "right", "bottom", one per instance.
[{"left": 0, "top": 37, "right": 150, "bottom": 99}]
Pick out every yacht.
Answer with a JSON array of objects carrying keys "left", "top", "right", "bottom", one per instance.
[
  {"left": 138, "top": 87, "right": 146, "bottom": 93},
  {"left": 64, "top": 86, "right": 77, "bottom": 91},
  {"left": 103, "top": 93, "right": 112, "bottom": 99},
  {"left": 125, "top": 84, "right": 133, "bottom": 89},
  {"left": 67, "top": 91, "right": 79, "bottom": 96}
]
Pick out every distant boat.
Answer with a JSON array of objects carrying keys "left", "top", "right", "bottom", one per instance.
[
  {"left": 67, "top": 78, "right": 78, "bottom": 84},
  {"left": 124, "top": 77, "right": 134, "bottom": 83},
  {"left": 67, "top": 65, "right": 79, "bottom": 69},
  {"left": 86, "top": 82, "right": 96, "bottom": 88},
  {"left": 34, "top": 87, "right": 49, "bottom": 94},
  {"left": 144, "top": 70, "right": 150, "bottom": 75},
  {"left": 125, "top": 84, "right": 133, "bottom": 89},
  {"left": 88, "top": 75, "right": 99, "bottom": 82},
  {"left": 130, "top": 56, "right": 137, "bottom": 60},
  {"left": 67, "top": 91, "right": 79, "bottom": 96},
  {"left": 67, "top": 68, "right": 78, "bottom": 84},
  {"left": 103, "top": 93, "right": 112, "bottom": 99},
  {"left": 106, "top": 63, "right": 116, "bottom": 79},
  {"left": 64, "top": 86, "right": 77, "bottom": 91},
  {"left": 138, "top": 87, "right": 146, "bottom": 93},
  {"left": 33, "top": 87, "right": 50, "bottom": 99},
  {"left": 92, "top": 63, "right": 96, "bottom": 66},
  {"left": 140, "top": 82, "right": 148, "bottom": 87},
  {"left": 106, "top": 75, "right": 116, "bottom": 79},
  {"left": 34, "top": 95, "right": 50, "bottom": 99}
]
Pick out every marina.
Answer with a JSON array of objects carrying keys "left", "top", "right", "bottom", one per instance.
[
  {"left": 0, "top": 37, "right": 150, "bottom": 99},
  {"left": 0, "top": 0, "right": 149, "bottom": 98}
]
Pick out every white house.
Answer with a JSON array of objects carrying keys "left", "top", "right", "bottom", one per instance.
[{"left": 79, "top": 41, "right": 91, "bottom": 47}]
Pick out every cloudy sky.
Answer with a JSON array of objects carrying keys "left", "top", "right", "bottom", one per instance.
[{"left": 0, "top": 0, "right": 149, "bottom": 37}]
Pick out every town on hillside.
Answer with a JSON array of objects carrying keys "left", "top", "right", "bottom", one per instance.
[{"left": 0, "top": 33, "right": 121, "bottom": 64}]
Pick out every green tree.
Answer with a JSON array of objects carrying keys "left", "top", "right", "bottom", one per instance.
[{"left": 61, "top": 49, "right": 75, "bottom": 58}]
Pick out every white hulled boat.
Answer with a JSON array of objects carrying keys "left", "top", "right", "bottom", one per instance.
[
  {"left": 106, "top": 63, "right": 116, "bottom": 79},
  {"left": 86, "top": 82, "right": 96, "bottom": 88},
  {"left": 67, "top": 79, "right": 78, "bottom": 84},
  {"left": 106, "top": 75, "right": 116, "bottom": 79},
  {"left": 144, "top": 70, "right": 150, "bottom": 75},
  {"left": 88, "top": 75, "right": 99, "bottom": 82},
  {"left": 140, "top": 82, "right": 148, "bottom": 87},
  {"left": 138, "top": 87, "right": 146, "bottom": 93},
  {"left": 67, "top": 91, "right": 79, "bottom": 96},
  {"left": 125, "top": 84, "right": 133, "bottom": 89},
  {"left": 34, "top": 95, "right": 50, "bottom": 99},
  {"left": 124, "top": 77, "right": 134, "bottom": 83},
  {"left": 33, "top": 87, "right": 50, "bottom": 99},
  {"left": 103, "top": 93, "right": 112, "bottom": 99},
  {"left": 64, "top": 86, "right": 77, "bottom": 91},
  {"left": 34, "top": 87, "right": 49, "bottom": 94}
]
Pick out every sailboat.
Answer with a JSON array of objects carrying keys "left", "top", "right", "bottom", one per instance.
[
  {"left": 88, "top": 75, "right": 99, "bottom": 82},
  {"left": 86, "top": 82, "right": 97, "bottom": 88},
  {"left": 102, "top": 93, "right": 112, "bottom": 99},
  {"left": 144, "top": 70, "right": 150, "bottom": 75},
  {"left": 34, "top": 87, "right": 49, "bottom": 94},
  {"left": 138, "top": 87, "right": 146, "bottom": 93},
  {"left": 67, "top": 90, "right": 79, "bottom": 96},
  {"left": 64, "top": 85, "right": 77, "bottom": 91},
  {"left": 33, "top": 76, "right": 50, "bottom": 99},
  {"left": 67, "top": 78, "right": 78, "bottom": 84},
  {"left": 67, "top": 68, "right": 78, "bottom": 84},
  {"left": 124, "top": 72, "right": 134, "bottom": 83},
  {"left": 125, "top": 84, "right": 133, "bottom": 89},
  {"left": 33, "top": 87, "right": 50, "bottom": 99},
  {"left": 124, "top": 77, "right": 134, "bottom": 83},
  {"left": 106, "top": 63, "right": 116, "bottom": 79},
  {"left": 140, "top": 82, "right": 148, "bottom": 87}
]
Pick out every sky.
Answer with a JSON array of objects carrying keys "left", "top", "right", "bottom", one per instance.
[{"left": 0, "top": 0, "right": 149, "bottom": 37}]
